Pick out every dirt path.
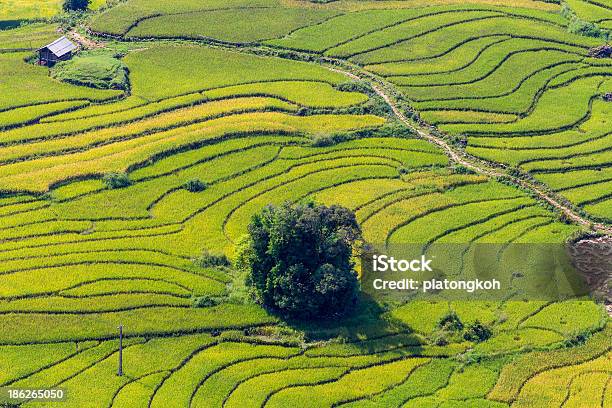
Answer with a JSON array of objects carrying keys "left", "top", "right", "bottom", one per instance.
[
  {"left": 328, "top": 67, "right": 612, "bottom": 236},
  {"left": 69, "top": 30, "right": 105, "bottom": 49}
]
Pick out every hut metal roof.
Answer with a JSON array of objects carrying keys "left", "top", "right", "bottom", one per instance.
[{"left": 39, "top": 36, "right": 77, "bottom": 57}]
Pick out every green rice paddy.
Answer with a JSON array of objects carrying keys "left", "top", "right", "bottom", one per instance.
[{"left": 0, "top": 1, "right": 610, "bottom": 406}]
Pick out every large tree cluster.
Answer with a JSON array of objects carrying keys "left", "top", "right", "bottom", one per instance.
[{"left": 241, "top": 202, "right": 361, "bottom": 320}]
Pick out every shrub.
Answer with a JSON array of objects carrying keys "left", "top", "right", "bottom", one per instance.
[
  {"left": 568, "top": 19, "right": 607, "bottom": 39},
  {"left": 364, "top": 97, "right": 393, "bottom": 117},
  {"left": 192, "top": 295, "right": 219, "bottom": 308},
  {"left": 240, "top": 202, "right": 361, "bottom": 320},
  {"left": 463, "top": 320, "right": 493, "bottom": 342},
  {"left": 63, "top": 0, "right": 89, "bottom": 11},
  {"left": 452, "top": 165, "right": 476, "bottom": 175},
  {"left": 561, "top": 3, "right": 610, "bottom": 40},
  {"left": 183, "top": 178, "right": 208, "bottom": 192},
  {"left": 563, "top": 330, "right": 591, "bottom": 347},
  {"left": 195, "top": 250, "right": 231, "bottom": 268},
  {"left": 437, "top": 311, "right": 464, "bottom": 331},
  {"left": 335, "top": 80, "right": 373, "bottom": 95},
  {"left": 507, "top": 167, "right": 522, "bottom": 178},
  {"left": 310, "top": 133, "right": 346, "bottom": 147},
  {"left": 431, "top": 331, "right": 450, "bottom": 346},
  {"left": 234, "top": 234, "right": 254, "bottom": 271},
  {"left": 558, "top": 212, "right": 573, "bottom": 225},
  {"left": 296, "top": 107, "right": 311, "bottom": 116},
  {"left": 450, "top": 135, "right": 468, "bottom": 148},
  {"left": 373, "top": 122, "right": 414, "bottom": 138},
  {"left": 102, "top": 172, "right": 131, "bottom": 189}
]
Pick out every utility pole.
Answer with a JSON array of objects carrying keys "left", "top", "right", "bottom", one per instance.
[{"left": 117, "top": 325, "right": 123, "bottom": 376}]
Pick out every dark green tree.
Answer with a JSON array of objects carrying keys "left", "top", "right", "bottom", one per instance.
[
  {"left": 242, "top": 202, "right": 361, "bottom": 319},
  {"left": 63, "top": 0, "right": 90, "bottom": 11},
  {"left": 463, "top": 320, "right": 493, "bottom": 342},
  {"left": 437, "top": 311, "right": 464, "bottom": 332},
  {"left": 183, "top": 178, "right": 208, "bottom": 193},
  {"left": 103, "top": 172, "right": 131, "bottom": 189}
]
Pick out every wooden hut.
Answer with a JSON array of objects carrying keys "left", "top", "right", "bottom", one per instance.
[{"left": 38, "top": 36, "right": 77, "bottom": 66}]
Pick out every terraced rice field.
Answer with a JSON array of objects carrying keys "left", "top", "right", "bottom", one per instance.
[
  {"left": 0, "top": 0, "right": 610, "bottom": 407},
  {"left": 0, "top": 1, "right": 63, "bottom": 23},
  {"left": 260, "top": 2, "right": 612, "bottom": 223},
  {"left": 89, "top": 0, "right": 612, "bottom": 221},
  {"left": 565, "top": 0, "right": 612, "bottom": 27}
]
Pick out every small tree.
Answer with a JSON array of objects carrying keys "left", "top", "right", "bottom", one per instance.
[
  {"left": 63, "top": 0, "right": 90, "bottom": 11},
  {"left": 183, "top": 179, "right": 208, "bottom": 193},
  {"left": 437, "top": 311, "right": 464, "bottom": 332},
  {"left": 240, "top": 202, "right": 361, "bottom": 319},
  {"left": 103, "top": 172, "right": 131, "bottom": 189},
  {"left": 195, "top": 250, "right": 231, "bottom": 268},
  {"left": 463, "top": 320, "right": 492, "bottom": 342}
]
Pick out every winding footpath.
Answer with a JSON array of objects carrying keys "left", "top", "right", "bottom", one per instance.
[{"left": 69, "top": 28, "right": 105, "bottom": 49}]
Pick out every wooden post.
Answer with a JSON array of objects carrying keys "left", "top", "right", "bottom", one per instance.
[{"left": 117, "top": 325, "right": 123, "bottom": 376}]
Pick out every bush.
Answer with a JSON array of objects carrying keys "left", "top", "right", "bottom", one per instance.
[
  {"left": 558, "top": 212, "right": 573, "bottom": 225},
  {"left": 450, "top": 135, "right": 468, "bottom": 148},
  {"left": 437, "top": 311, "right": 464, "bottom": 331},
  {"left": 335, "top": 80, "right": 373, "bottom": 95},
  {"left": 561, "top": 3, "right": 610, "bottom": 40},
  {"left": 296, "top": 107, "right": 311, "bottom": 116},
  {"left": 311, "top": 133, "right": 341, "bottom": 147},
  {"left": 103, "top": 172, "right": 131, "bottom": 189},
  {"left": 183, "top": 179, "right": 208, "bottom": 192},
  {"left": 398, "top": 165, "right": 410, "bottom": 175},
  {"left": 431, "top": 331, "right": 450, "bottom": 346},
  {"left": 563, "top": 330, "right": 591, "bottom": 347},
  {"left": 568, "top": 19, "right": 607, "bottom": 39},
  {"left": 195, "top": 250, "right": 231, "bottom": 268},
  {"left": 240, "top": 202, "right": 361, "bottom": 320},
  {"left": 373, "top": 122, "right": 414, "bottom": 138},
  {"left": 463, "top": 320, "right": 493, "bottom": 342},
  {"left": 364, "top": 97, "right": 393, "bottom": 117},
  {"left": 588, "top": 45, "right": 612, "bottom": 58},
  {"left": 310, "top": 132, "right": 354, "bottom": 147},
  {"left": 452, "top": 164, "right": 476, "bottom": 175},
  {"left": 63, "top": 0, "right": 89, "bottom": 11},
  {"left": 192, "top": 295, "right": 219, "bottom": 308}
]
